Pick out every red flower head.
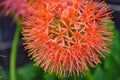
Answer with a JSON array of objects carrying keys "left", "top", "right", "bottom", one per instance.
[
  {"left": 23, "top": 0, "right": 113, "bottom": 77},
  {"left": 0, "top": 0, "right": 28, "bottom": 18}
]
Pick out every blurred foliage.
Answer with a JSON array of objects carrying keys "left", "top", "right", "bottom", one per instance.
[{"left": 0, "top": 23, "right": 120, "bottom": 80}]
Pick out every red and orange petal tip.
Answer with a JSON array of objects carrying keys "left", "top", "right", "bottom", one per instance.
[
  {"left": 0, "top": 0, "right": 28, "bottom": 18},
  {"left": 22, "top": 0, "right": 113, "bottom": 77}
]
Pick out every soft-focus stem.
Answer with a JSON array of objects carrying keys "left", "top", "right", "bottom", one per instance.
[
  {"left": 86, "top": 71, "right": 93, "bottom": 80},
  {"left": 10, "top": 21, "right": 21, "bottom": 80},
  {"left": 74, "top": 75, "right": 76, "bottom": 80}
]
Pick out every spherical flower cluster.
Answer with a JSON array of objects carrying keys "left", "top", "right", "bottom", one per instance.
[
  {"left": 0, "top": 0, "right": 28, "bottom": 18},
  {"left": 23, "top": 0, "right": 113, "bottom": 77}
]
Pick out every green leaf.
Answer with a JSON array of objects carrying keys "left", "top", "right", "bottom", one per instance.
[{"left": 17, "top": 63, "right": 43, "bottom": 80}]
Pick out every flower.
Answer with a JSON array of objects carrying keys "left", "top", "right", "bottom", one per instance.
[
  {"left": 23, "top": 0, "right": 113, "bottom": 77},
  {"left": 0, "top": 0, "right": 28, "bottom": 18}
]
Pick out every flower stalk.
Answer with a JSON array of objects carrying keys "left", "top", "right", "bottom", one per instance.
[{"left": 10, "top": 21, "right": 21, "bottom": 80}]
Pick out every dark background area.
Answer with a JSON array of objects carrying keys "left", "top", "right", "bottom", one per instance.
[{"left": 107, "top": 0, "right": 120, "bottom": 4}]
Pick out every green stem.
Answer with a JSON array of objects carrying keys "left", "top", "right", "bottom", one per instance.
[
  {"left": 86, "top": 71, "right": 93, "bottom": 80},
  {"left": 74, "top": 75, "right": 76, "bottom": 80},
  {"left": 10, "top": 21, "right": 21, "bottom": 80}
]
